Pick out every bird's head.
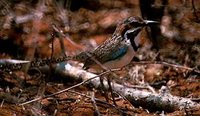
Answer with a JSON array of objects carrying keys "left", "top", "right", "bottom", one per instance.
[{"left": 114, "top": 16, "right": 159, "bottom": 50}]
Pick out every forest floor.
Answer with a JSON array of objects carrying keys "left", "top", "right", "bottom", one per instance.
[{"left": 0, "top": 0, "right": 200, "bottom": 115}]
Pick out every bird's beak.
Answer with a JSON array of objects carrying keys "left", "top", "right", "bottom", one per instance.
[{"left": 143, "top": 20, "right": 159, "bottom": 25}]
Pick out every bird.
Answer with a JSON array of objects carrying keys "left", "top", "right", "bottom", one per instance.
[
  {"left": 0, "top": 16, "right": 158, "bottom": 72},
  {"left": 73, "top": 16, "right": 158, "bottom": 70}
]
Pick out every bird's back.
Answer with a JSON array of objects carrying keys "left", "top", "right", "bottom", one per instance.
[{"left": 83, "top": 33, "right": 130, "bottom": 69}]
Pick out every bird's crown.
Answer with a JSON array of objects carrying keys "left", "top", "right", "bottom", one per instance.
[{"left": 113, "top": 16, "right": 158, "bottom": 40}]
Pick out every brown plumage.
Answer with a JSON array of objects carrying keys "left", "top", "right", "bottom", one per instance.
[{"left": 74, "top": 16, "right": 158, "bottom": 70}]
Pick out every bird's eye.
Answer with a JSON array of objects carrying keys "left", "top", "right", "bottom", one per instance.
[{"left": 130, "top": 21, "right": 143, "bottom": 27}]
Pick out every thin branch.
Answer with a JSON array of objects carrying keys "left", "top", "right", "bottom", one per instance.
[
  {"left": 57, "top": 63, "right": 200, "bottom": 112},
  {"left": 19, "top": 68, "right": 120, "bottom": 106},
  {"left": 20, "top": 62, "right": 200, "bottom": 112},
  {"left": 131, "top": 61, "right": 200, "bottom": 74},
  {"left": 67, "top": 90, "right": 125, "bottom": 114},
  {"left": 90, "top": 92, "right": 101, "bottom": 116}
]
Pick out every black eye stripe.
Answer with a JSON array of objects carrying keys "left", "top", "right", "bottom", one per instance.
[
  {"left": 123, "top": 27, "right": 142, "bottom": 39},
  {"left": 123, "top": 27, "right": 142, "bottom": 51}
]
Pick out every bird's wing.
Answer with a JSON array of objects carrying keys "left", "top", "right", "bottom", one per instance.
[
  {"left": 104, "top": 45, "right": 128, "bottom": 61},
  {"left": 83, "top": 35, "right": 127, "bottom": 68}
]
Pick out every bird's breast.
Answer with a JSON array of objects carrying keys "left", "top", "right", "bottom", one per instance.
[{"left": 102, "top": 45, "right": 135, "bottom": 69}]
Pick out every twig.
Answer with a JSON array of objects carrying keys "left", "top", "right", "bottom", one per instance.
[
  {"left": 69, "top": 90, "right": 129, "bottom": 115},
  {"left": 67, "top": 90, "right": 125, "bottom": 114},
  {"left": 90, "top": 92, "right": 101, "bottom": 116},
  {"left": 52, "top": 24, "right": 78, "bottom": 48},
  {"left": 19, "top": 68, "right": 120, "bottom": 106},
  {"left": 57, "top": 63, "right": 200, "bottom": 112},
  {"left": 52, "top": 24, "right": 66, "bottom": 57},
  {"left": 0, "top": 99, "right": 4, "bottom": 107},
  {"left": 131, "top": 61, "right": 200, "bottom": 74}
]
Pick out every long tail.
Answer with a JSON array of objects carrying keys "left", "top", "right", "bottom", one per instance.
[
  {"left": 0, "top": 51, "right": 91, "bottom": 72},
  {"left": 30, "top": 56, "right": 72, "bottom": 67},
  {"left": 0, "top": 56, "right": 72, "bottom": 72}
]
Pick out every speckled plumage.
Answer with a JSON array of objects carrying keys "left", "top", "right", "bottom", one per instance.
[{"left": 76, "top": 16, "right": 157, "bottom": 69}]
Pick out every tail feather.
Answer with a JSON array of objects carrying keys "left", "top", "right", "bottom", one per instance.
[{"left": 0, "top": 52, "right": 91, "bottom": 72}]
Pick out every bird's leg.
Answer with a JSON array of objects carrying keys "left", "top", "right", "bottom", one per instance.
[
  {"left": 107, "top": 74, "right": 117, "bottom": 106},
  {"left": 99, "top": 71, "right": 118, "bottom": 106},
  {"left": 99, "top": 75, "right": 110, "bottom": 103}
]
